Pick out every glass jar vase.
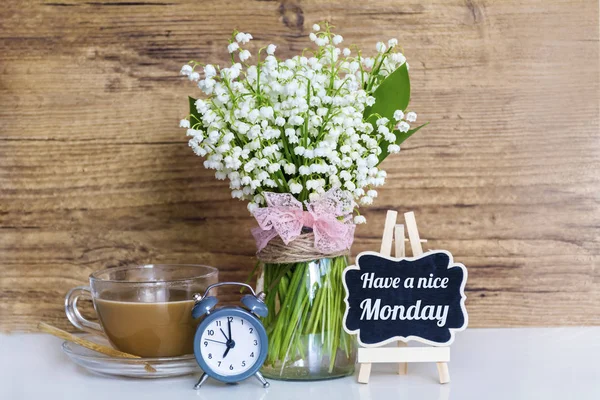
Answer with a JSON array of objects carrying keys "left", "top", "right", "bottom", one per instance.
[{"left": 259, "top": 255, "right": 357, "bottom": 380}]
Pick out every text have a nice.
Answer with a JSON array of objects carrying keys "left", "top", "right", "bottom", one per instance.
[{"left": 360, "top": 272, "right": 450, "bottom": 290}]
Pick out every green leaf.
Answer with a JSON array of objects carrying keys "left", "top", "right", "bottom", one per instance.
[
  {"left": 378, "top": 122, "right": 429, "bottom": 165},
  {"left": 188, "top": 96, "right": 201, "bottom": 127},
  {"left": 364, "top": 63, "right": 410, "bottom": 122}
]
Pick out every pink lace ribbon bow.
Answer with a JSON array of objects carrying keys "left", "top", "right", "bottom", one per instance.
[{"left": 251, "top": 188, "right": 356, "bottom": 254}]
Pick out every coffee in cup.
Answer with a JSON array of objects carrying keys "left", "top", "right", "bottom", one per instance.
[{"left": 65, "top": 264, "right": 218, "bottom": 358}]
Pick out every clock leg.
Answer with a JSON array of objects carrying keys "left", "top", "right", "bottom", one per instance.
[
  {"left": 194, "top": 373, "right": 209, "bottom": 389},
  {"left": 254, "top": 371, "right": 270, "bottom": 388}
]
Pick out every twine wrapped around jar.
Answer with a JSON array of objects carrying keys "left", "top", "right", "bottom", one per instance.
[{"left": 256, "top": 231, "right": 350, "bottom": 264}]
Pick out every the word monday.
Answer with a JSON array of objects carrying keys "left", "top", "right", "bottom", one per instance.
[{"left": 359, "top": 272, "right": 450, "bottom": 327}]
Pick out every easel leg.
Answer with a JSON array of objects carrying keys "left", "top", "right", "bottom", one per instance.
[
  {"left": 395, "top": 224, "right": 408, "bottom": 376},
  {"left": 397, "top": 341, "right": 408, "bottom": 375},
  {"left": 436, "top": 362, "right": 450, "bottom": 384},
  {"left": 406, "top": 212, "right": 450, "bottom": 385},
  {"left": 357, "top": 363, "right": 372, "bottom": 384}
]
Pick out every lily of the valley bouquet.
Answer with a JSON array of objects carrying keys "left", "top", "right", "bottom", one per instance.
[{"left": 179, "top": 23, "right": 424, "bottom": 380}]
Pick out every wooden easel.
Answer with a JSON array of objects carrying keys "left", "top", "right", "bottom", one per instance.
[{"left": 356, "top": 210, "right": 451, "bottom": 384}]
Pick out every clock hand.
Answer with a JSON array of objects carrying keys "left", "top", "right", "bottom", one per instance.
[
  {"left": 205, "top": 338, "right": 227, "bottom": 345},
  {"left": 222, "top": 345, "right": 231, "bottom": 358},
  {"left": 220, "top": 328, "right": 228, "bottom": 341},
  {"left": 221, "top": 321, "right": 234, "bottom": 358}
]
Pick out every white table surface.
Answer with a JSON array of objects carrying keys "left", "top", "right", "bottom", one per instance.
[{"left": 1, "top": 327, "right": 599, "bottom": 400}]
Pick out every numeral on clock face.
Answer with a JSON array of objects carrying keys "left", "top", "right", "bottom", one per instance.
[{"left": 200, "top": 314, "right": 261, "bottom": 377}]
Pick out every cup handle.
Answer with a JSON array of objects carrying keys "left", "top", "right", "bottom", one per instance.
[{"left": 64, "top": 286, "right": 104, "bottom": 336}]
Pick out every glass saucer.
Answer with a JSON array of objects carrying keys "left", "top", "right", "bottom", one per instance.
[{"left": 61, "top": 334, "right": 201, "bottom": 378}]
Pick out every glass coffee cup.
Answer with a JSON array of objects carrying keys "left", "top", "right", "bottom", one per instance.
[{"left": 65, "top": 264, "right": 218, "bottom": 358}]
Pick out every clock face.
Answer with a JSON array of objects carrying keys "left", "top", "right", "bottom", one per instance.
[{"left": 199, "top": 314, "right": 262, "bottom": 377}]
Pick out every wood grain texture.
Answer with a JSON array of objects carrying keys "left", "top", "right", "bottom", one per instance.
[{"left": 1, "top": 0, "right": 598, "bottom": 332}]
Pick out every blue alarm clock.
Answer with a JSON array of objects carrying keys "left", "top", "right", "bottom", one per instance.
[{"left": 191, "top": 282, "right": 270, "bottom": 389}]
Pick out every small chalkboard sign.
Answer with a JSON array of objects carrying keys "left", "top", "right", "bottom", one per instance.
[
  {"left": 345, "top": 210, "right": 467, "bottom": 384},
  {"left": 342, "top": 250, "right": 468, "bottom": 347}
]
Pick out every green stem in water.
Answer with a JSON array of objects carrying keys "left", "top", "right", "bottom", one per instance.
[{"left": 260, "top": 256, "right": 353, "bottom": 376}]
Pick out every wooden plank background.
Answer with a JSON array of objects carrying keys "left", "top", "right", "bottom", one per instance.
[{"left": 0, "top": 0, "right": 598, "bottom": 332}]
